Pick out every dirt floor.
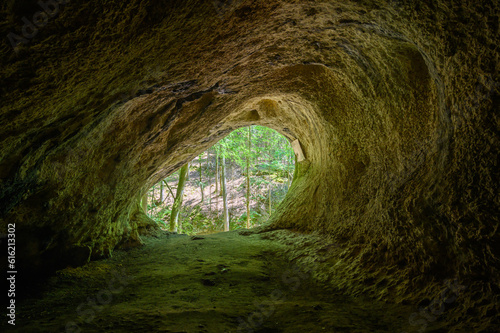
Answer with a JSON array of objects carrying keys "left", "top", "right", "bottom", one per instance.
[{"left": 2, "top": 230, "right": 430, "bottom": 333}]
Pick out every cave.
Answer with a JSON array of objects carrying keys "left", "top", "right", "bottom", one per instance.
[{"left": 0, "top": 0, "right": 499, "bottom": 332}]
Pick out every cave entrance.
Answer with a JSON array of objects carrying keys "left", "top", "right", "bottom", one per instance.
[{"left": 142, "top": 125, "right": 295, "bottom": 234}]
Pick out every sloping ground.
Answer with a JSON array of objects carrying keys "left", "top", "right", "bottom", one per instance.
[
  {"left": 1, "top": 230, "right": 427, "bottom": 333},
  {"left": 150, "top": 157, "right": 290, "bottom": 231}
]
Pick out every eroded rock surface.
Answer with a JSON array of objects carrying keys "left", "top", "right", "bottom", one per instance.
[{"left": 0, "top": 0, "right": 498, "bottom": 330}]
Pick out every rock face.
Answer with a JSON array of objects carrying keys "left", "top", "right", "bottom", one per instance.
[{"left": 0, "top": 0, "right": 498, "bottom": 328}]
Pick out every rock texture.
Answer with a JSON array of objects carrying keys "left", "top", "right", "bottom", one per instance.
[{"left": 0, "top": 0, "right": 498, "bottom": 330}]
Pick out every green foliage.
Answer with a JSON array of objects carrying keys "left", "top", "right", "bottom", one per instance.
[
  {"left": 145, "top": 125, "right": 295, "bottom": 234},
  {"left": 150, "top": 207, "right": 171, "bottom": 229}
]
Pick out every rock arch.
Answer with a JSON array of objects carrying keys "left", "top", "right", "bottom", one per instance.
[{"left": 0, "top": 1, "right": 498, "bottom": 323}]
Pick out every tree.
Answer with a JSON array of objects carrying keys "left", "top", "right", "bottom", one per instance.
[
  {"left": 146, "top": 125, "right": 295, "bottom": 234},
  {"left": 246, "top": 126, "right": 251, "bottom": 228},
  {"left": 199, "top": 153, "right": 204, "bottom": 203},
  {"left": 215, "top": 150, "right": 219, "bottom": 217},
  {"left": 222, "top": 154, "right": 229, "bottom": 231},
  {"left": 159, "top": 179, "right": 163, "bottom": 203},
  {"left": 207, "top": 150, "right": 212, "bottom": 214},
  {"left": 163, "top": 180, "right": 175, "bottom": 201},
  {"left": 169, "top": 163, "right": 189, "bottom": 232}
]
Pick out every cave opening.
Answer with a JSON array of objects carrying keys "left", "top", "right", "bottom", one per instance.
[
  {"left": 141, "top": 125, "right": 296, "bottom": 235},
  {"left": 1, "top": 0, "right": 498, "bottom": 331}
]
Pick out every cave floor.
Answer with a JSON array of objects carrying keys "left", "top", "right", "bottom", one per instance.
[{"left": 4, "top": 230, "right": 426, "bottom": 333}]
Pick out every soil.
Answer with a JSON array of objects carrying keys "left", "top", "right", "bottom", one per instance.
[{"left": 2, "top": 230, "right": 423, "bottom": 333}]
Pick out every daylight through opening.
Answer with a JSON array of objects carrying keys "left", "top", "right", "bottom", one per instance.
[{"left": 142, "top": 126, "right": 295, "bottom": 234}]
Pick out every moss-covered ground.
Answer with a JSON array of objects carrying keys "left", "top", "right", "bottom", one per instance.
[{"left": 1, "top": 230, "right": 427, "bottom": 333}]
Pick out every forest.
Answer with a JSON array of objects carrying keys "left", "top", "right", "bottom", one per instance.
[{"left": 141, "top": 126, "right": 295, "bottom": 234}]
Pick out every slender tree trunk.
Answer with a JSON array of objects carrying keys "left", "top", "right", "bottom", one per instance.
[
  {"left": 199, "top": 154, "right": 204, "bottom": 203},
  {"left": 246, "top": 126, "right": 251, "bottom": 228},
  {"left": 164, "top": 180, "right": 175, "bottom": 200},
  {"left": 219, "top": 164, "right": 223, "bottom": 196},
  {"left": 186, "top": 162, "right": 190, "bottom": 181},
  {"left": 207, "top": 150, "right": 211, "bottom": 214},
  {"left": 222, "top": 155, "right": 229, "bottom": 231},
  {"left": 170, "top": 164, "right": 189, "bottom": 232},
  {"left": 160, "top": 180, "right": 163, "bottom": 203},
  {"left": 230, "top": 161, "right": 234, "bottom": 210},
  {"left": 215, "top": 152, "right": 219, "bottom": 218}
]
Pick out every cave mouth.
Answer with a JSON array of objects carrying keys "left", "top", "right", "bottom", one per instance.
[
  {"left": 142, "top": 125, "right": 296, "bottom": 235},
  {"left": 0, "top": 0, "right": 498, "bottom": 330}
]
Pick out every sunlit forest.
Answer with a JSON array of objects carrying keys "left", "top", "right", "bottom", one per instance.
[{"left": 141, "top": 126, "right": 295, "bottom": 234}]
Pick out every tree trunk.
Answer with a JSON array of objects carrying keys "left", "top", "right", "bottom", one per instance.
[
  {"left": 169, "top": 164, "right": 189, "bottom": 232},
  {"left": 219, "top": 164, "right": 223, "bottom": 196},
  {"left": 222, "top": 155, "right": 229, "bottom": 231},
  {"left": 164, "top": 180, "right": 175, "bottom": 201},
  {"left": 230, "top": 160, "right": 234, "bottom": 214},
  {"left": 207, "top": 150, "right": 211, "bottom": 214},
  {"left": 160, "top": 181, "right": 163, "bottom": 203},
  {"left": 246, "top": 126, "right": 251, "bottom": 228},
  {"left": 215, "top": 151, "right": 219, "bottom": 218},
  {"left": 199, "top": 154, "right": 204, "bottom": 203}
]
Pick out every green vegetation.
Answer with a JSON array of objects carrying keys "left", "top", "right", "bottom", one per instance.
[{"left": 144, "top": 126, "right": 295, "bottom": 234}]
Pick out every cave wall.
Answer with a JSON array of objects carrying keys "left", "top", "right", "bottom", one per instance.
[{"left": 1, "top": 0, "right": 499, "bottom": 322}]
